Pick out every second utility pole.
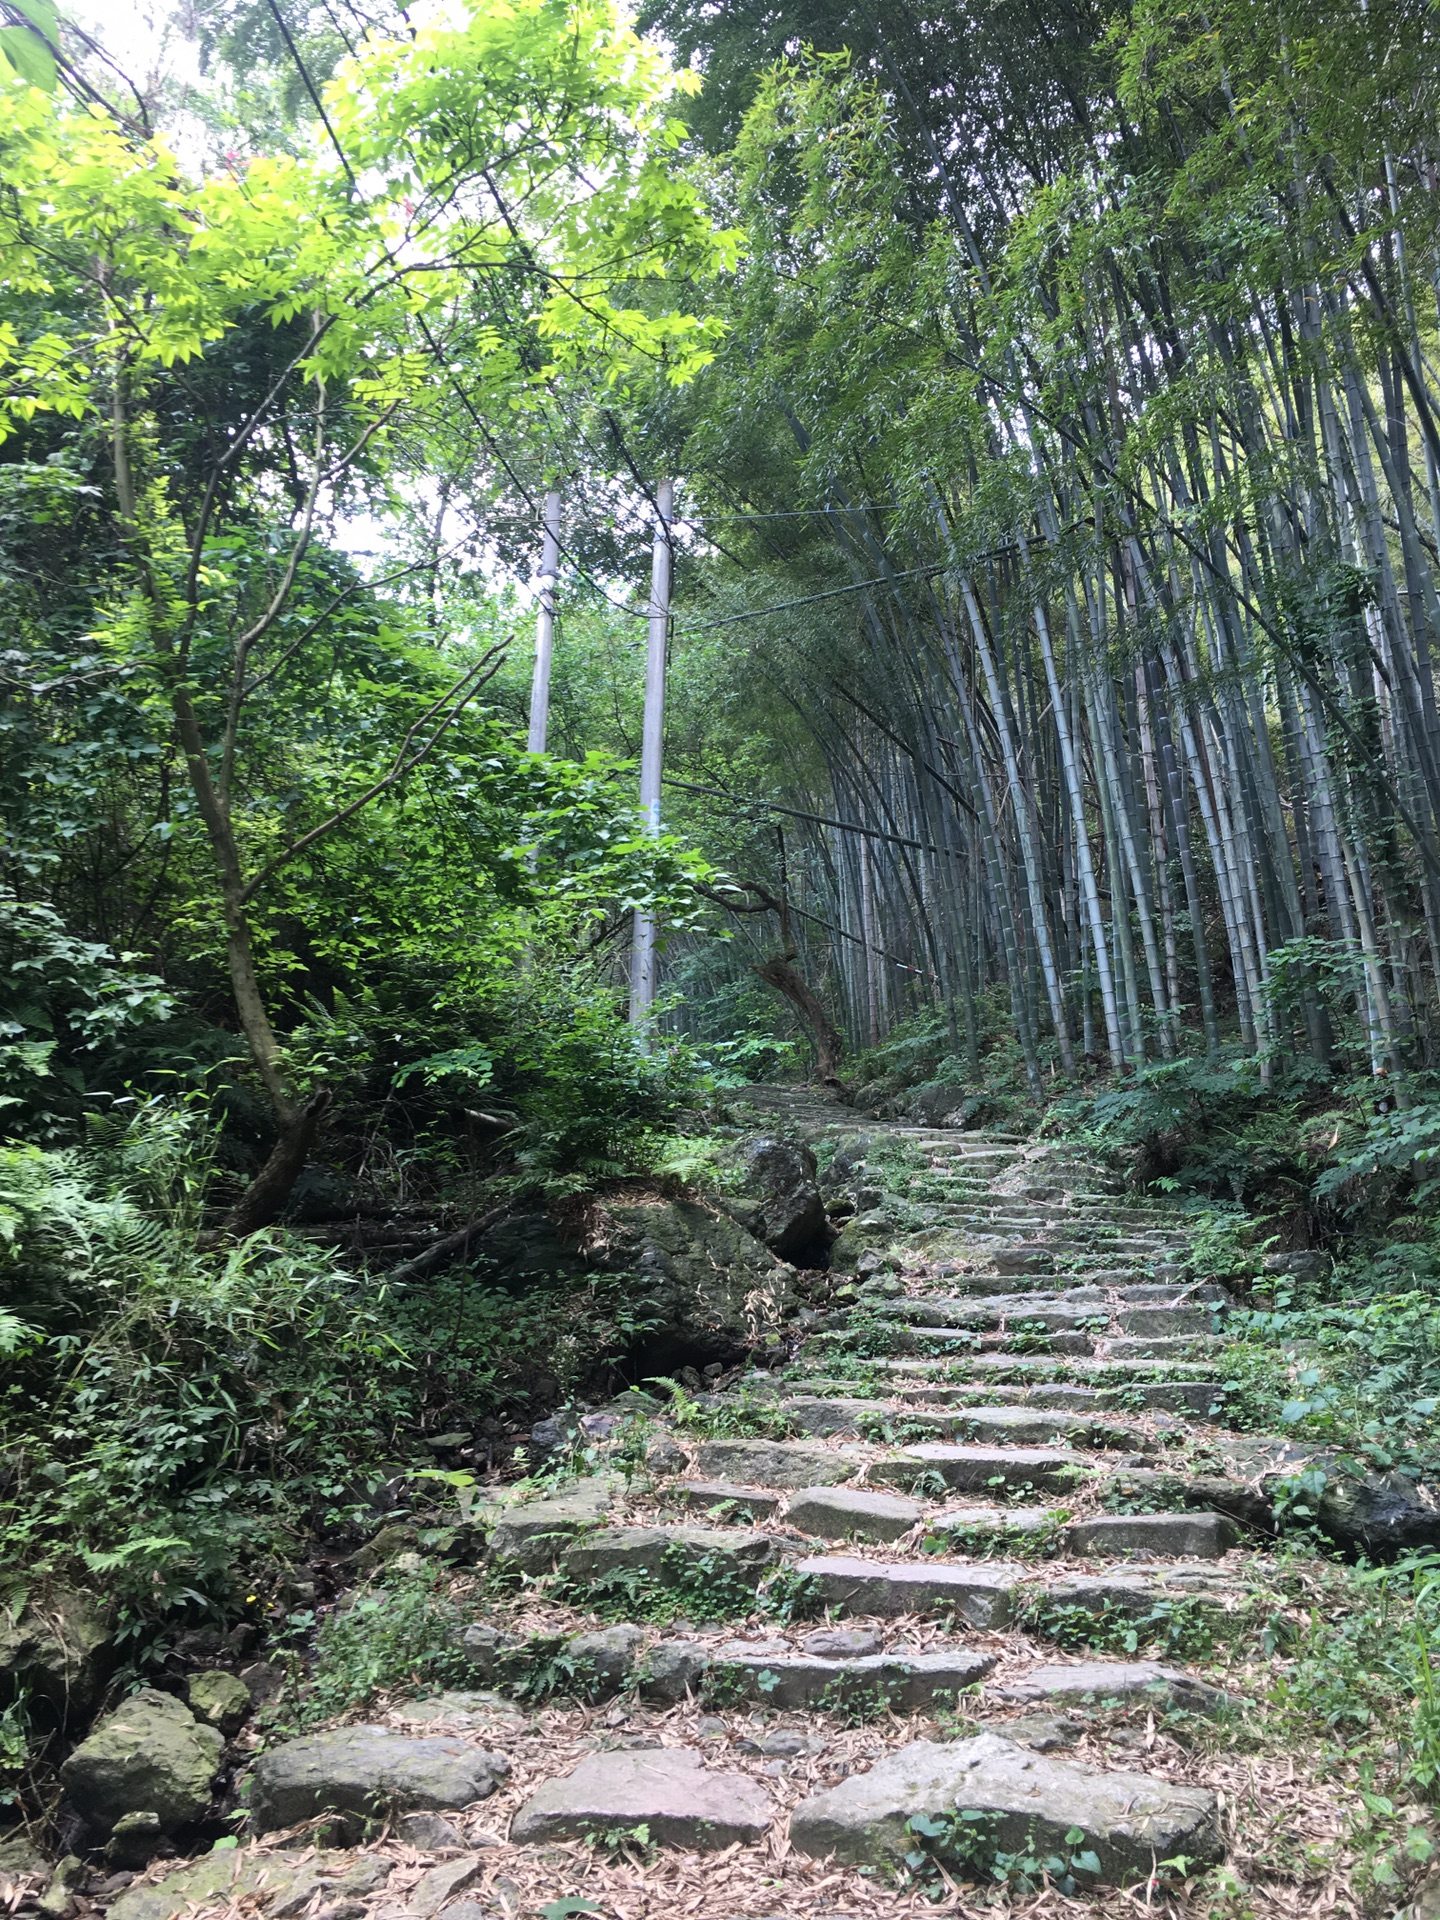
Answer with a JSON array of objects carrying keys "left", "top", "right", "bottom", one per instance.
[
  {"left": 630, "top": 479, "right": 673, "bottom": 1025},
  {"left": 526, "top": 490, "right": 562, "bottom": 753}
]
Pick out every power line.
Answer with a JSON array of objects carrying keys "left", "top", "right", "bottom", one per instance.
[{"left": 661, "top": 776, "right": 953, "bottom": 855}]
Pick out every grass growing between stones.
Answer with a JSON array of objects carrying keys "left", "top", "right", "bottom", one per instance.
[
  {"left": 922, "top": 1514, "right": 1069, "bottom": 1560},
  {"left": 1017, "top": 1592, "right": 1241, "bottom": 1662},
  {"left": 902, "top": 1808, "right": 1104, "bottom": 1899}
]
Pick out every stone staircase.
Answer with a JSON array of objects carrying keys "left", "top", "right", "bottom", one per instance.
[{"left": 382, "top": 1094, "right": 1282, "bottom": 1907}]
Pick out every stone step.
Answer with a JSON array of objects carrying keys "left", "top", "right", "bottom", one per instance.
[
  {"left": 874, "top": 1298, "right": 1220, "bottom": 1335},
  {"left": 690, "top": 1438, "right": 863, "bottom": 1487},
  {"left": 670, "top": 1481, "right": 782, "bottom": 1521},
  {"left": 705, "top": 1639, "right": 996, "bottom": 1711},
  {"left": 993, "top": 1659, "right": 1231, "bottom": 1712},
  {"left": 831, "top": 1354, "right": 1226, "bottom": 1385},
  {"left": 905, "top": 1276, "right": 1221, "bottom": 1302},
  {"left": 787, "top": 1733, "right": 1223, "bottom": 1879},
  {"left": 794, "top": 1553, "right": 1021, "bottom": 1625},
  {"left": 777, "top": 1376, "right": 1229, "bottom": 1417},
  {"left": 781, "top": 1395, "right": 888, "bottom": 1437},
  {"left": 784, "top": 1485, "right": 924, "bottom": 1542},
  {"left": 863, "top": 1404, "right": 1151, "bottom": 1451},
  {"left": 825, "top": 1326, "right": 1096, "bottom": 1357},
  {"left": 1059, "top": 1512, "right": 1240, "bottom": 1558},
  {"left": 1102, "top": 1335, "right": 1227, "bottom": 1360},
  {"left": 558, "top": 1524, "right": 783, "bottom": 1587},
  {"left": 869, "top": 1442, "right": 1094, "bottom": 1495},
  {"left": 924, "top": 1503, "right": 1067, "bottom": 1549},
  {"left": 511, "top": 1748, "right": 771, "bottom": 1852},
  {"left": 1038, "top": 1567, "right": 1237, "bottom": 1624}
]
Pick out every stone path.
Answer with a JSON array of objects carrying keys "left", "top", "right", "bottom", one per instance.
[{"left": 115, "top": 1087, "right": 1409, "bottom": 1917}]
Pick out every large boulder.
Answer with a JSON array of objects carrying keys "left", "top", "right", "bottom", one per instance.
[
  {"left": 589, "top": 1196, "right": 797, "bottom": 1370},
  {"left": 61, "top": 1690, "right": 222, "bottom": 1836},
  {"left": 906, "top": 1082, "right": 970, "bottom": 1127},
  {"left": 737, "top": 1137, "right": 827, "bottom": 1258},
  {"left": 0, "top": 1587, "right": 111, "bottom": 1722},
  {"left": 246, "top": 1726, "right": 509, "bottom": 1834}
]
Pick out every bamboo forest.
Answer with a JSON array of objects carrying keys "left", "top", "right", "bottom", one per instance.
[{"left": 13, "top": 1, "right": 1440, "bottom": 1915}]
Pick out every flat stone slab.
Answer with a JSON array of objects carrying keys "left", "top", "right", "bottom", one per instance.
[
  {"left": 785, "top": 1486, "right": 923, "bottom": 1543},
  {"left": 488, "top": 1475, "right": 622, "bottom": 1572},
  {"left": 1118, "top": 1306, "right": 1218, "bottom": 1337},
  {"left": 1104, "top": 1337, "right": 1222, "bottom": 1360},
  {"left": 906, "top": 1407, "right": 1146, "bottom": 1452},
  {"left": 693, "top": 1438, "right": 859, "bottom": 1488},
  {"left": 509, "top": 1748, "right": 771, "bottom": 1851},
  {"left": 671, "top": 1482, "right": 782, "bottom": 1521},
  {"left": 995, "top": 1661, "right": 1228, "bottom": 1712},
  {"left": 796, "top": 1555, "right": 1020, "bottom": 1626},
  {"left": 788, "top": 1732, "right": 1222, "bottom": 1880},
  {"left": 870, "top": 1443, "right": 1092, "bottom": 1494},
  {"left": 1041, "top": 1572, "right": 1232, "bottom": 1622},
  {"left": 781, "top": 1396, "right": 879, "bottom": 1436},
  {"left": 926, "top": 1504, "right": 1066, "bottom": 1543},
  {"left": 708, "top": 1645, "right": 996, "bottom": 1711},
  {"left": 248, "top": 1728, "right": 509, "bottom": 1833},
  {"left": 1060, "top": 1513, "right": 1238, "bottom": 1558},
  {"left": 561, "top": 1525, "right": 781, "bottom": 1585}
]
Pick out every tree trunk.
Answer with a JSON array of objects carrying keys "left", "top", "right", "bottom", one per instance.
[
  {"left": 226, "top": 1087, "right": 332, "bottom": 1237},
  {"left": 753, "top": 954, "right": 844, "bottom": 1082}
]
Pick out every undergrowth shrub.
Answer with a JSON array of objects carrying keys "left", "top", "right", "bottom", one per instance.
[
  {"left": 281, "top": 1564, "right": 470, "bottom": 1730},
  {"left": 0, "top": 1100, "right": 656, "bottom": 1646}
]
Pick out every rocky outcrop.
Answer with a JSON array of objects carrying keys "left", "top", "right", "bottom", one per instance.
[
  {"left": 0, "top": 1587, "right": 111, "bottom": 1722},
  {"left": 736, "top": 1136, "right": 827, "bottom": 1258},
  {"left": 185, "top": 1669, "right": 250, "bottom": 1733},
  {"left": 108, "top": 1848, "right": 391, "bottom": 1920},
  {"left": 588, "top": 1196, "right": 797, "bottom": 1370},
  {"left": 60, "top": 1690, "right": 222, "bottom": 1838}
]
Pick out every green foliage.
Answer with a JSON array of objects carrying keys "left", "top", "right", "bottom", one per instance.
[
  {"left": 0, "top": 1101, "right": 654, "bottom": 1636},
  {"left": 1270, "top": 1557, "right": 1440, "bottom": 1803},
  {"left": 283, "top": 1564, "right": 470, "bottom": 1730},
  {"left": 651, "top": 1379, "right": 795, "bottom": 1440},
  {"left": 903, "top": 1809, "right": 1101, "bottom": 1897},
  {"left": 1019, "top": 1592, "right": 1229, "bottom": 1661},
  {"left": 1055, "top": 1053, "right": 1323, "bottom": 1204},
  {"left": 0, "top": 892, "right": 173, "bottom": 1138}
]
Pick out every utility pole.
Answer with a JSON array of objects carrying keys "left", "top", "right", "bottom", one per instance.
[
  {"left": 526, "top": 490, "right": 562, "bottom": 754},
  {"left": 630, "top": 479, "right": 673, "bottom": 1025}
]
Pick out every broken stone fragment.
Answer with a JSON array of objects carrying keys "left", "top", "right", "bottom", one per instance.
[
  {"left": 636, "top": 1642, "right": 709, "bottom": 1703},
  {"left": 566, "top": 1624, "right": 647, "bottom": 1693}
]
